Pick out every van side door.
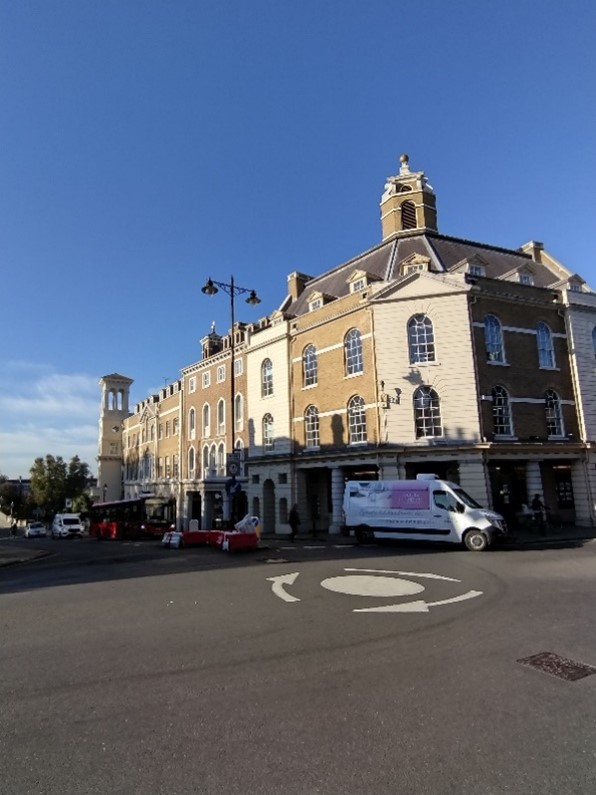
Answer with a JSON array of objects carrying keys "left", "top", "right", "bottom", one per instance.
[{"left": 431, "top": 489, "right": 458, "bottom": 535}]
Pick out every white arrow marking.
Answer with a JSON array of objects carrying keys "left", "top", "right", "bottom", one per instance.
[
  {"left": 354, "top": 589, "right": 483, "bottom": 613},
  {"left": 344, "top": 567, "right": 461, "bottom": 582},
  {"left": 266, "top": 572, "right": 301, "bottom": 602}
]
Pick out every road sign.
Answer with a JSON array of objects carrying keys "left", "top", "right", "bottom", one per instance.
[{"left": 226, "top": 453, "right": 241, "bottom": 477}]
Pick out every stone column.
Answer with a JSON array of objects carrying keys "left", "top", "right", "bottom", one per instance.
[
  {"left": 525, "top": 461, "right": 543, "bottom": 505},
  {"left": 458, "top": 456, "right": 490, "bottom": 507},
  {"left": 328, "top": 467, "right": 345, "bottom": 535},
  {"left": 571, "top": 457, "right": 595, "bottom": 527}
]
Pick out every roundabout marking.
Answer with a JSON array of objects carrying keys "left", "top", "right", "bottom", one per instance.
[
  {"left": 266, "top": 567, "right": 484, "bottom": 613},
  {"left": 321, "top": 575, "right": 425, "bottom": 598}
]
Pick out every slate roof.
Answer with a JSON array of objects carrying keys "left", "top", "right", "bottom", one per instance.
[{"left": 285, "top": 231, "right": 571, "bottom": 318}]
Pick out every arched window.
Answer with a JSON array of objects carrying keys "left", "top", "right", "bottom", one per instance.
[
  {"left": 344, "top": 329, "right": 363, "bottom": 376},
  {"left": 305, "top": 405, "right": 320, "bottom": 448},
  {"left": 262, "top": 413, "right": 274, "bottom": 450},
  {"left": 217, "top": 399, "right": 225, "bottom": 435},
  {"left": 492, "top": 386, "right": 513, "bottom": 436},
  {"left": 545, "top": 390, "right": 564, "bottom": 437},
  {"left": 408, "top": 314, "right": 435, "bottom": 363},
  {"left": 202, "top": 445, "right": 209, "bottom": 477},
  {"left": 217, "top": 443, "right": 225, "bottom": 475},
  {"left": 348, "top": 395, "right": 367, "bottom": 444},
  {"left": 401, "top": 200, "right": 417, "bottom": 230},
  {"left": 188, "top": 408, "right": 196, "bottom": 440},
  {"left": 303, "top": 344, "right": 318, "bottom": 387},
  {"left": 235, "top": 394, "right": 243, "bottom": 431},
  {"left": 202, "top": 404, "right": 210, "bottom": 437},
  {"left": 413, "top": 386, "right": 442, "bottom": 438},
  {"left": 209, "top": 444, "right": 216, "bottom": 473},
  {"left": 235, "top": 439, "right": 244, "bottom": 476},
  {"left": 537, "top": 322, "right": 555, "bottom": 368},
  {"left": 261, "top": 358, "right": 273, "bottom": 397},
  {"left": 484, "top": 315, "right": 505, "bottom": 363},
  {"left": 188, "top": 447, "right": 195, "bottom": 478}
]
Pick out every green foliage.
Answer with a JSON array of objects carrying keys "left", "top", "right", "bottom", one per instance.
[{"left": 29, "top": 455, "right": 92, "bottom": 519}]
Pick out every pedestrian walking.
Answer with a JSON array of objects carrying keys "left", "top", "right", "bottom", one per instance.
[
  {"left": 10, "top": 521, "right": 17, "bottom": 538},
  {"left": 531, "top": 494, "right": 546, "bottom": 533},
  {"left": 288, "top": 504, "right": 300, "bottom": 542}
]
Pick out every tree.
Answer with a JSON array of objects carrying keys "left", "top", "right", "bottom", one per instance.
[{"left": 29, "top": 455, "right": 92, "bottom": 519}]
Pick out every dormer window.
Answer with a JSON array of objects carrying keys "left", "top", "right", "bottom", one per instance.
[
  {"left": 351, "top": 278, "right": 366, "bottom": 293},
  {"left": 568, "top": 281, "right": 582, "bottom": 293},
  {"left": 404, "top": 263, "right": 426, "bottom": 274},
  {"left": 309, "top": 298, "right": 322, "bottom": 312},
  {"left": 469, "top": 264, "right": 485, "bottom": 277},
  {"left": 400, "top": 253, "right": 430, "bottom": 276},
  {"left": 519, "top": 272, "right": 534, "bottom": 286}
]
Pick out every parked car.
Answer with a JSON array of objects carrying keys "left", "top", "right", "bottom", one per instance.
[
  {"left": 51, "top": 513, "right": 85, "bottom": 539},
  {"left": 25, "top": 521, "right": 47, "bottom": 538}
]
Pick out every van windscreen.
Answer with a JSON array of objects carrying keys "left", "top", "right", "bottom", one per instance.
[{"left": 452, "top": 488, "right": 482, "bottom": 509}]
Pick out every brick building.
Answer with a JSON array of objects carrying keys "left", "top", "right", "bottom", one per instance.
[{"left": 97, "top": 156, "right": 596, "bottom": 533}]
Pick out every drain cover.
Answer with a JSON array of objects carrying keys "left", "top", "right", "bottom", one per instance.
[{"left": 517, "top": 651, "right": 596, "bottom": 681}]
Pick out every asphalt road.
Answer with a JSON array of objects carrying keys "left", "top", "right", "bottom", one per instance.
[{"left": 2, "top": 538, "right": 595, "bottom": 795}]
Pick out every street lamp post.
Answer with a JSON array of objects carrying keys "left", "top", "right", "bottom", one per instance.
[{"left": 202, "top": 275, "right": 261, "bottom": 525}]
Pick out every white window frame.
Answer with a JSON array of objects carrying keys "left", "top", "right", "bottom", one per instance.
[
  {"left": 492, "top": 386, "right": 514, "bottom": 437},
  {"left": 537, "top": 322, "right": 555, "bottom": 369},
  {"left": 217, "top": 365, "right": 226, "bottom": 383},
  {"left": 413, "top": 386, "right": 442, "bottom": 438},
  {"left": 344, "top": 329, "right": 363, "bottom": 376},
  {"left": 202, "top": 371, "right": 211, "bottom": 388},
  {"left": 189, "top": 377, "right": 196, "bottom": 393},
  {"left": 347, "top": 396, "right": 367, "bottom": 444},
  {"left": 217, "top": 399, "right": 225, "bottom": 436}
]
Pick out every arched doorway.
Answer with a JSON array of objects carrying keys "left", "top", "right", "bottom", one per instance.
[{"left": 262, "top": 479, "right": 276, "bottom": 534}]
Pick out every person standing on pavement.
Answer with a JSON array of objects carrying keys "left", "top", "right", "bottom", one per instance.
[
  {"left": 531, "top": 494, "right": 546, "bottom": 532},
  {"left": 10, "top": 521, "right": 17, "bottom": 538},
  {"left": 289, "top": 504, "right": 300, "bottom": 542}
]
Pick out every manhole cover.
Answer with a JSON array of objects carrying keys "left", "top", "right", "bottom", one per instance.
[{"left": 517, "top": 651, "right": 596, "bottom": 681}]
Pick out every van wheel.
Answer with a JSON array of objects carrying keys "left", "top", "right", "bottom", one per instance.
[
  {"left": 464, "top": 529, "right": 489, "bottom": 552},
  {"left": 355, "top": 525, "right": 372, "bottom": 544}
]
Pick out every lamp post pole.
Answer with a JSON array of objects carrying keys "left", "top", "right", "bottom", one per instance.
[{"left": 202, "top": 275, "right": 261, "bottom": 525}]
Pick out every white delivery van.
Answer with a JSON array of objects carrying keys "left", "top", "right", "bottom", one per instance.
[
  {"left": 51, "top": 513, "right": 85, "bottom": 539},
  {"left": 342, "top": 475, "right": 506, "bottom": 551}
]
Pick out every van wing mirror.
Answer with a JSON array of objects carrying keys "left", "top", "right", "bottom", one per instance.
[{"left": 456, "top": 502, "right": 465, "bottom": 513}]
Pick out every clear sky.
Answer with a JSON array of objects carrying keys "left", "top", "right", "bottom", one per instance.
[{"left": 1, "top": 0, "right": 595, "bottom": 479}]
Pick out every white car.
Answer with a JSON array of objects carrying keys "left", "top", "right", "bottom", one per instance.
[{"left": 25, "top": 522, "right": 47, "bottom": 538}]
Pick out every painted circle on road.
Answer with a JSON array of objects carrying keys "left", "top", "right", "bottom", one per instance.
[{"left": 321, "top": 575, "right": 425, "bottom": 598}]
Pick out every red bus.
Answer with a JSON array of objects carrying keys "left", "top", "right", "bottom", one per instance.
[{"left": 89, "top": 495, "right": 176, "bottom": 540}]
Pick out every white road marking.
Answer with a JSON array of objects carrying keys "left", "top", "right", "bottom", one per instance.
[
  {"left": 321, "top": 574, "right": 425, "bottom": 598},
  {"left": 266, "top": 572, "right": 301, "bottom": 602},
  {"left": 344, "top": 567, "right": 461, "bottom": 582},
  {"left": 354, "top": 590, "right": 484, "bottom": 613},
  {"left": 303, "top": 545, "right": 326, "bottom": 550}
]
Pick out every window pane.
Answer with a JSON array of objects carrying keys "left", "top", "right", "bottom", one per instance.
[
  {"left": 492, "top": 386, "right": 513, "bottom": 436},
  {"left": 262, "top": 359, "right": 273, "bottom": 397},
  {"left": 408, "top": 314, "right": 435, "bottom": 363},
  {"left": 345, "top": 330, "right": 363, "bottom": 376},
  {"left": 545, "top": 390, "right": 564, "bottom": 436},
  {"left": 303, "top": 345, "right": 318, "bottom": 386},
  {"left": 484, "top": 315, "right": 504, "bottom": 363},
  {"left": 348, "top": 396, "right": 367, "bottom": 443},
  {"left": 537, "top": 322, "right": 555, "bottom": 368},
  {"left": 413, "top": 387, "right": 442, "bottom": 438},
  {"left": 305, "top": 405, "right": 320, "bottom": 448}
]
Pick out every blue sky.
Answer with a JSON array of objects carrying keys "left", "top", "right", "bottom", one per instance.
[{"left": 1, "top": 0, "right": 595, "bottom": 479}]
